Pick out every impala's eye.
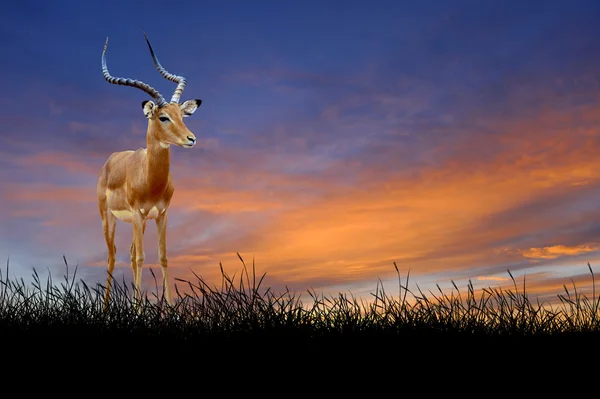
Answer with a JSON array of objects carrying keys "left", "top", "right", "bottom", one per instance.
[{"left": 159, "top": 116, "right": 170, "bottom": 122}]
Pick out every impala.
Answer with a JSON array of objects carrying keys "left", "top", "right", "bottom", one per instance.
[{"left": 97, "top": 33, "right": 202, "bottom": 309}]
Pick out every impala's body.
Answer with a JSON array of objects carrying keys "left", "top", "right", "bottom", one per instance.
[{"left": 98, "top": 34, "right": 202, "bottom": 308}]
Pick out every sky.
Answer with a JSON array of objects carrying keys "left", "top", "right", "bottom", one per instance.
[{"left": 2, "top": 0, "right": 600, "bottom": 306}]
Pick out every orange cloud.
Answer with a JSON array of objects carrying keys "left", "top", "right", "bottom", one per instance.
[
  {"left": 477, "top": 275, "right": 510, "bottom": 282},
  {"left": 13, "top": 150, "right": 104, "bottom": 177},
  {"left": 5, "top": 183, "right": 96, "bottom": 204},
  {"left": 520, "top": 244, "right": 600, "bottom": 260}
]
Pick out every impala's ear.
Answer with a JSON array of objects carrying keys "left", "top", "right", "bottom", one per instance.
[
  {"left": 180, "top": 99, "right": 202, "bottom": 117},
  {"left": 142, "top": 100, "right": 156, "bottom": 118}
]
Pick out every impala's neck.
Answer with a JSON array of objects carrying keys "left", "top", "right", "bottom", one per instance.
[{"left": 145, "top": 127, "right": 171, "bottom": 193}]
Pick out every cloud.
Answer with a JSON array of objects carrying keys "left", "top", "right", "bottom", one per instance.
[
  {"left": 5, "top": 183, "right": 95, "bottom": 204},
  {"left": 519, "top": 244, "right": 600, "bottom": 260},
  {"left": 13, "top": 151, "right": 102, "bottom": 178},
  {"left": 5, "top": 84, "right": 600, "bottom": 298},
  {"left": 477, "top": 275, "right": 510, "bottom": 282},
  {"left": 3, "top": 2, "right": 600, "bottom": 304}
]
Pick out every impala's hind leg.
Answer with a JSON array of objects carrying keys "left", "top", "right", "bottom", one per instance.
[
  {"left": 130, "top": 218, "right": 146, "bottom": 304},
  {"left": 101, "top": 210, "right": 117, "bottom": 310},
  {"left": 156, "top": 211, "right": 172, "bottom": 305}
]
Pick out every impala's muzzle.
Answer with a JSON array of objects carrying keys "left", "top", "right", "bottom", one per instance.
[{"left": 183, "top": 135, "right": 196, "bottom": 148}]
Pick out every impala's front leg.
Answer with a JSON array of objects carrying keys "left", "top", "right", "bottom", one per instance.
[
  {"left": 132, "top": 210, "right": 146, "bottom": 303},
  {"left": 156, "top": 211, "right": 172, "bottom": 305}
]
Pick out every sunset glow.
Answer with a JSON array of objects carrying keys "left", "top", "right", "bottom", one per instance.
[{"left": 2, "top": 0, "right": 600, "bottom": 306}]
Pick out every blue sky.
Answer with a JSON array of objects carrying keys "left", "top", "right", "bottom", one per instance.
[{"left": 2, "top": 0, "right": 600, "bottom": 304}]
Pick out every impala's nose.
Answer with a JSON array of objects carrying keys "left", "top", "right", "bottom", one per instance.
[{"left": 184, "top": 135, "right": 196, "bottom": 147}]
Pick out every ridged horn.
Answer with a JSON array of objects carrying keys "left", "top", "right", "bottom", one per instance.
[
  {"left": 144, "top": 32, "right": 187, "bottom": 104},
  {"left": 102, "top": 37, "right": 168, "bottom": 107}
]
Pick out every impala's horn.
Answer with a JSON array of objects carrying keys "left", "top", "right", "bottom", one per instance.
[
  {"left": 101, "top": 37, "right": 168, "bottom": 107},
  {"left": 144, "top": 32, "right": 187, "bottom": 104}
]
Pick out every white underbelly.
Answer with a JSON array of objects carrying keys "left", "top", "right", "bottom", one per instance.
[{"left": 110, "top": 206, "right": 161, "bottom": 222}]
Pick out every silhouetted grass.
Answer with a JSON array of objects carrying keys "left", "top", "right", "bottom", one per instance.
[{"left": 1, "top": 254, "right": 600, "bottom": 346}]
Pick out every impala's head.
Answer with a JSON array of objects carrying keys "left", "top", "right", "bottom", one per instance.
[
  {"left": 141, "top": 99, "right": 201, "bottom": 148},
  {"left": 101, "top": 33, "right": 203, "bottom": 148}
]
